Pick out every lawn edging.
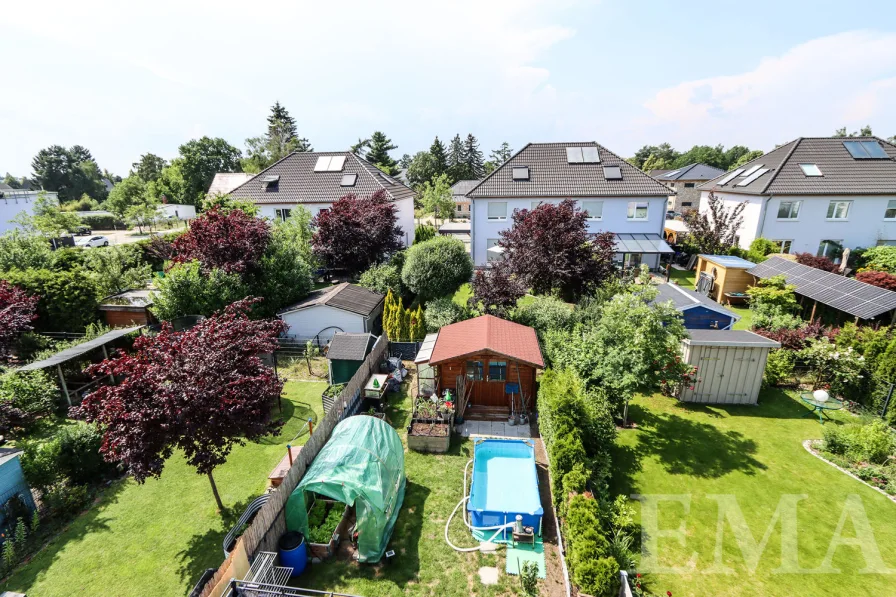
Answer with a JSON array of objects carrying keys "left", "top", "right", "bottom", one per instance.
[{"left": 802, "top": 439, "right": 896, "bottom": 504}]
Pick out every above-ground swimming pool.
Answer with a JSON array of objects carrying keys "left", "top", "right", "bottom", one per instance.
[{"left": 468, "top": 438, "right": 543, "bottom": 540}]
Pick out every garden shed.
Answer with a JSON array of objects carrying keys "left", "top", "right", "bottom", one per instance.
[
  {"left": 326, "top": 333, "right": 377, "bottom": 385},
  {"left": 99, "top": 289, "right": 156, "bottom": 327},
  {"left": 0, "top": 448, "right": 35, "bottom": 528},
  {"left": 694, "top": 254, "right": 756, "bottom": 304},
  {"left": 285, "top": 415, "right": 405, "bottom": 563},
  {"left": 277, "top": 283, "right": 384, "bottom": 345},
  {"left": 678, "top": 330, "right": 780, "bottom": 405}
]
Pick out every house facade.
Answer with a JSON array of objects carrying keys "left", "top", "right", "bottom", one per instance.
[
  {"left": 0, "top": 189, "right": 58, "bottom": 234},
  {"left": 698, "top": 137, "right": 896, "bottom": 259},
  {"left": 467, "top": 142, "right": 673, "bottom": 268},
  {"left": 653, "top": 163, "right": 725, "bottom": 213},
  {"left": 228, "top": 151, "right": 416, "bottom": 246},
  {"left": 449, "top": 179, "right": 479, "bottom": 219}
]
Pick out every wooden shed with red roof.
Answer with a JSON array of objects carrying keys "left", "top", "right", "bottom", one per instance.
[{"left": 424, "top": 315, "right": 544, "bottom": 421}]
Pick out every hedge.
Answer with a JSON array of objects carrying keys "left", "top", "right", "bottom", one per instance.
[{"left": 0, "top": 267, "right": 100, "bottom": 332}]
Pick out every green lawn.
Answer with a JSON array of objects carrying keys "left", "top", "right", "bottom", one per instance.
[
  {"left": 612, "top": 390, "right": 896, "bottom": 597},
  {"left": 296, "top": 373, "right": 529, "bottom": 597},
  {"left": 2, "top": 382, "right": 325, "bottom": 597},
  {"left": 667, "top": 267, "right": 751, "bottom": 330}
]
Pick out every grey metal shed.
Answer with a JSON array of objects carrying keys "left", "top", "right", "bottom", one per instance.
[{"left": 678, "top": 330, "right": 780, "bottom": 405}]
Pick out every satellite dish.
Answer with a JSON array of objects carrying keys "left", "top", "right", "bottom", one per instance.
[{"left": 813, "top": 389, "right": 830, "bottom": 402}]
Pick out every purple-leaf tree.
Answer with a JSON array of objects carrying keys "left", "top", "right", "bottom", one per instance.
[
  {"left": 171, "top": 207, "right": 272, "bottom": 274},
  {"left": 498, "top": 199, "right": 616, "bottom": 301},
  {"left": 470, "top": 261, "right": 526, "bottom": 317},
  {"left": 0, "top": 280, "right": 39, "bottom": 359},
  {"left": 76, "top": 298, "right": 286, "bottom": 511},
  {"left": 682, "top": 191, "right": 746, "bottom": 256},
  {"left": 311, "top": 190, "right": 404, "bottom": 275}
]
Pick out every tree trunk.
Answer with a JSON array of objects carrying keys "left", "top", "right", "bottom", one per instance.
[{"left": 208, "top": 471, "right": 224, "bottom": 512}]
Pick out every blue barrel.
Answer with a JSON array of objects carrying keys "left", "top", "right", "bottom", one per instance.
[{"left": 278, "top": 531, "right": 308, "bottom": 576}]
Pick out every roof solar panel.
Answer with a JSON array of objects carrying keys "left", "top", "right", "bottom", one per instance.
[
  {"left": 566, "top": 147, "right": 584, "bottom": 163},
  {"left": 843, "top": 141, "right": 870, "bottom": 158},
  {"left": 736, "top": 168, "right": 770, "bottom": 186},
  {"left": 716, "top": 169, "right": 744, "bottom": 186},
  {"left": 314, "top": 156, "right": 331, "bottom": 172},
  {"left": 862, "top": 141, "right": 889, "bottom": 158},
  {"left": 328, "top": 155, "right": 346, "bottom": 171},
  {"left": 581, "top": 147, "right": 600, "bottom": 163},
  {"left": 741, "top": 164, "right": 763, "bottom": 177}
]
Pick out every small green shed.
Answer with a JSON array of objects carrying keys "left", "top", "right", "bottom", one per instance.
[{"left": 327, "top": 333, "right": 378, "bottom": 385}]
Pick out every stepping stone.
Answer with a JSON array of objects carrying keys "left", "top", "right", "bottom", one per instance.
[{"left": 478, "top": 566, "right": 500, "bottom": 585}]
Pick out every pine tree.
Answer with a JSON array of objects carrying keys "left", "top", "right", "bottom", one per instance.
[
  {"left": 399, "top": 153, "right": 412, "bottom": 169},
  {"left": 447, "top": 134, "right": 467, "bottom": 183},
  {"left": 412, "top": 305, "right": 425, "bottom": 340},
  {"left": 383, "top": 290, "right": 396, "bottom": 338},
  {"left": 266, "top": 101, "right": 312, "bottom": 154},
  {"left": 394, "top": 296, "right": 405, "bottom": 340},
  {"left": 364, "top": 132, "right": 399, "bottom": 175},
  {"left": 430, "top": 136, "right": 448, "bottom": 177},
  {"left": 489, "top": 142, "right": 513, "bottom": 166},
  {"left": 463, "top": 134, "right": 485, "bottom": 179}
]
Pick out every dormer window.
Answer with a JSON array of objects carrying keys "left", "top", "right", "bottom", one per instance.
[
  {"left": 512, "top": 166, "right": 530, "bottom": 181},
  {"left": 261, "top": 175, "right": 279, "bottom": 189}
]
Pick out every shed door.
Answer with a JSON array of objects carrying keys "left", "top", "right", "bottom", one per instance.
[
  {"left": 465, "top": 358, "right": 511, "bottom": 408},
  {"left": 683, "top": 345, "right": 764, "bottom": 404}
]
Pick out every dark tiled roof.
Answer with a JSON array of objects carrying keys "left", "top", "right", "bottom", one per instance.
[
  {"left": 656, "top": 163, "right": 726, "bottom": 181},
  {"left": 228, "top": 151, "right": 415, "bottom": 205},
  {"left": 467, "top": 142, "right": 671, "bottom": 199},
  {"left": 278, "top": 283, "right": 384, "bottom": 317},
  {"left": 747, "top": 256, "right": 896, "bottom": 320},
  {"left": 450, "top": 179, "right": 481, "bottom": 197},
  {"left": 648, "top": 169, "right": 672, "bottom": 178},
  {"left": 698, "top": 137, "right": 896, "bottom": 195},
  {"left": 652, "top": 283, "right": 738, "bottom": 319},
  {"left": 327, "top": 332, "right": 376, "bottom": 361}
]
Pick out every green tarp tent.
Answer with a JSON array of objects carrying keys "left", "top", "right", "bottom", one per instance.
[{"left": 285, "top": 415, "right": 406, "bottom": 563}]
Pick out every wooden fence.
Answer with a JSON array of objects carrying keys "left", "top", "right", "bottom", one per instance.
[{"left": 198, "top": 334, "right": 390, "bottom": 596}]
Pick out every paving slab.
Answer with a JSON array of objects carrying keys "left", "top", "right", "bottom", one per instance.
[{"left": 478, "top": 566, "right": 500, "bottom": 585}]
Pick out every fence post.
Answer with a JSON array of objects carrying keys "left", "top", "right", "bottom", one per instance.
[{"left": 881, "top": 383, "right": 894, "bottom": 420}]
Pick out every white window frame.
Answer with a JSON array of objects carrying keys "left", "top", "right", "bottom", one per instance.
[
  {"left": 818, "top": 239, "right": 843, "bottom": 260},
  {"left": 826, "top": 200, "right": 851, "bottom": 221},
  {"left": 627, "top": 202, "right": 649, "bottom": 221},
  {"left": 487, "top": 202, "right": 508, "bottom": 221},
  {"left": 275, "top": 208, "right": 292, "bottom": 222},
  {"left": 885, "top": 200, "right": 896, "bottom": 220},
  {"left": 776, "top": 200, "right": 801, "bottom": 220},
  {"left": 581, "top": 200, "right": 603, "bottom": 221},
  {"left": 774, "top": 240, "right": 793, "bottom": 254},
  {"left": 799, "top": 163, "right": 823, "bottom": 176}
]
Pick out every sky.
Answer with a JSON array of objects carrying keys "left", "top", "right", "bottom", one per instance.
[{"left": 2, "top": 0, "right": 896, "bottom": 177}]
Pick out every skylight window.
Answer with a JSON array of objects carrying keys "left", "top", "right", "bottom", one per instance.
[
  {"left": 799, "top": 163, "right": 823, "bottom": 176},
  {"left": 512, "top": 166, "right": 530, "bottom": 181},
  {"left": 261, "top": 175, "right": 279, "bottom": 189},
  {"left": 566, "top": 147, "right": 584, "bottom": 163},
  {"left": 716, "top": 169, "right": 744, "bottom": 186},
  {"left": 581, "top": 147, "right": 600, "bottom": 163},
  {"left": 741, "top": 164, "right": 763, "bottom": 177},
  {"left": 313, "top": 155, "right": 347, "bottom": 172},
  {"left": 736, "top": 168, "right": 770, "bottom": 186},
  {"left": 379, "top": 172, "right": 398, "bottom": 185},
  {"left": 844, "top": 140, "right": 889, "bottom": 159},
  {"left": 340, "top": 174, "right": 357, "bottom": 187},
  {"left": 603, "top": 166, "right": 622, "bottom": 180}
]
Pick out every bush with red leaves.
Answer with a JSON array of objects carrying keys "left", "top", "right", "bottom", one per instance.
[
  {"left": 0, "top": 280, "right": 39, "bottom": 358},
  {"left": 76, "top": 298, "right": 285, "bottom": 507},
  {"left": 171, "top": 207, "right": 271, "bottom": 274},
  {"left": 470, "top": 261, "right": 526, "bottom": 317},
  {"left": 754, "top": 319, "right": 838, "bottom": 351},
  {"left": 856, "top": 270, "right": 896, "bottom": 291},
  {"left": 794, "top": 252, "right": 839, "bottom": 272}
]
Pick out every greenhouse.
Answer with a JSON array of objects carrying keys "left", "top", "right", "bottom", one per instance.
[{"left": 285, "top": 415, "right": 406, "bottom": 563}]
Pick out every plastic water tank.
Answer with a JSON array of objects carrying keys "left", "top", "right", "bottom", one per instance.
[{"left": 278, "top": 531, "right": 308, "bottom": 576}]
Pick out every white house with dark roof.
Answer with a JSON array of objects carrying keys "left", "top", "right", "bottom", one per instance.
[
  {"left": 653, "top": 163, "right": 726, "bottom": 213},
  {"left": 227, "top": 151, "right": 416, "bottom": 246},
  {"left": 698, "top": 137, "right": 896, "bottom": 259},
  {"left": 277, "top": 282, "right": 385, "bottom": 344},
  {"left": 467, "top": 142, "right": 674, "bottom": 267}
]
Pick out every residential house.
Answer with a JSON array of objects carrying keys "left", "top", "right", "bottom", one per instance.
[
  {"left": 466, "top": 142, "right": 674, "bottom": 268},
  {"left": 0, "top": 189, "right": 59, "bottom": 234},
  {"left": 227, "top": 151, "right": 416, "bottom": 245},
  {"left": 207, "top": 172, "right": 255, "bottom": 197},
  {"left": 653, "top": 163, "right": 726, "bottom": 213},
  {"left": 698, "top": 137, "right": 896, "bottom": 259},
  {"left": 450, "top": 179, "right": 479, "bottom": 219},
  {"left": 277, "top": 283, "right": 385, "bottom": 344}
]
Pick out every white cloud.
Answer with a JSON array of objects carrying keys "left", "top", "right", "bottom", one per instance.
[{"left": 641, "top": 31, "right": 896, "bottom": 149}]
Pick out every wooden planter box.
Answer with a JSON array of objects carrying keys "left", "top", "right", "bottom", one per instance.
[
  {"left": 407, "top": 418, "right": 451, "bottom": 453},
  {"left": 307, "top": 500, "right": 352, "bottom": 560}
]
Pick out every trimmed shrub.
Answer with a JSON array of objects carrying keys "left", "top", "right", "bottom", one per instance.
[
  {"left": 763, "top": 349, "right": 795, "bottom": 386},
  {"left": 795, "top": 252, "right": 839, "bottom": 272},
  {"left": 150, "top": 260, "right": 249, "bottom": 321},
  {"left": 512, "top": 295, "right": 574, "bottom": 339},
  {"left": 857, "top": 245, "right": 896, "bottom": 273},
  {"left": 359, "top": 262, "right": 404, "bottom": 297},
  {"left": 0, "top": 267, "right": 100, "bottom": 332},
  {"left": 56, "top": 422, "right": 116, "bottom": 485},
  {"left": 856, "top": 270, "right": 896, "bottom": 291},
  {"left": 401, "top": 236, "right": 472, "bottom": 301},
  {"left": 746, "top": 237, "right": 783, "bottom": 264},
  {"left": 423, "top": 296, "right": 467, "bottom": 332},
  {"left": 412, "top": 224, "right": 437, "bottom": 244},
  {"left": 0, "top": 369, "right": 57, "bottom": 420}
]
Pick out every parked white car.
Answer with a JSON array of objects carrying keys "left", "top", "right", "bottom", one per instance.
[{"left": 76, "top": 235, "right": 110, "bottom": 248}]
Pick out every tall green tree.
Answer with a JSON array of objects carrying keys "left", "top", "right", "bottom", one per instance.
[
  {"left": 834, "top": 125, "right": 873, "bottom": 137},
  {"left": 630, "top": 143, "right": 679, "bottom": 170},
  {"left": 430, "top": 136, "right": 448, "bottom": 177},
  {"left": 363, "top": 131, "right": 399, "bottom": 175},
  {"left": 31, "top": 145, "right": 108, "bottom": 202},
  {"left": 672, "top": 144, "right": 728, "bottom": 170},
  {"left": 447, "top": 134, "right": 466, "bottom": 182},
  {"left": 2, "top": 173, "right": 22, "bottom": 189},
  {"left": 104, "top": 175, "right": 147, "bottom": 219},
  {"left": 463, "top": 134, "right": 485, "bottom": 180},
  {"left": 12, "top": 193, "right": 82, "bottom": 237},
  {"left": 489, "top": 142, "right": 513, "bottom": 167},
  {"left": 729, "top": 149, "right": 764, "bottom": 170},
  {"left": 419, "top": 173, "right": 455, "bottom": 224},
  {"left": 242, "top": 102, "right": 312, "bottom": 173},
  {"left": 398, "top": 154, "right": 412, "bottom": 169},
  {"left": 406, "top": 151, "right": 438, "bottom": 188},
  {"left": 146, "top": 160, "right": 187, "bottom": 204},
  {"left": 131, "top": 153, "right": 167, "bottom": 182},
  {"left": 178, "top": 137, "right": 242, "bottom": 206}
]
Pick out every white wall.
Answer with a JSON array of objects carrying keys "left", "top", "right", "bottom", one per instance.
[
  {"left": 0, "top": 196, "right": 36, "bottom": 234},
  {"left": 470, "top": 197, "right": 667, "bottom": 266},
  {"left": 256, "top": 197, "right": 415, "bottom": 247},
  {"left": 157, "top": 204, "right": 196, "bottom": 220},
  {"left": 280, "top": 305, "right": 366, "bottom": 344},
  {"left": 701, "top": 191, "right": 896, "bottom": 253}
]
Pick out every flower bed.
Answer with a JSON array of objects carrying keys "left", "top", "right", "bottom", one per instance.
[
  {"left": 407, "top": 418, "right": 451, "bottom": 453},
  {"left": 306, "top": 497, "right": 352, "bottom": 559}
]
